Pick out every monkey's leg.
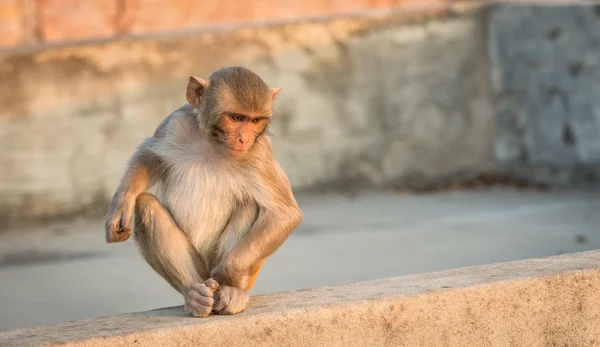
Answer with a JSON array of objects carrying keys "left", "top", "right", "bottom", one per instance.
[
  {"left": 211, "top": 202, "right": 265, "bottom": 315},
  {"left": 244, "top": 258, "right": 267, "bottom": 292},
  {"left": 211, "top": 258, "right": 268, "bottom": 315},
  {"left": 133, "top": 193, "right": 218, "bottom": 317}
]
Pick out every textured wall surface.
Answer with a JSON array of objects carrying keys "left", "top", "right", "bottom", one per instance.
[
  {"left": 1, "top": 251, "right": 599, "bottom": 347},
  {"left": 0, "top": 0, "right": 453, "bottom": 48},
  {"left": 489, "top": 3, "right": 600, "bottom": 184},
  {"left": 3, "top": 2, "right": 599, "bottom": 223},
  {"left": 0, "top": 6, "right": 494, "bottom": 223}
]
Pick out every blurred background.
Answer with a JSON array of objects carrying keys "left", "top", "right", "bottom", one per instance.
[{"left": 0, "top": 0, "right": 599, "bottom": 332}]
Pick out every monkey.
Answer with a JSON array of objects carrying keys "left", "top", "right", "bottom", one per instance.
[{"left": 103, "top": 66, "right": 303, "bottom": 317}]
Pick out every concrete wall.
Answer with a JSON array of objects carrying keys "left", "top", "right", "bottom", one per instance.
[
  {"left": 0, "top": 0, "right": 458, "bottom": 49},
  {"left": 2, "top": 2, "right": 600, "bottom": 224},
  {"left": 489, "top": 3, "right": 600, "bottom": 185},
  {"left": 0, "top": 3, "right": 494, "bottom": 223},
  {"left": 1, "top": 250, "right": 598, "bottom": 347}
]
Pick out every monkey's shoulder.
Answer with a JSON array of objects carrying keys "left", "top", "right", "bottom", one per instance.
[{"left": 153, "top": 104, "right": 198, "bottom": 139}]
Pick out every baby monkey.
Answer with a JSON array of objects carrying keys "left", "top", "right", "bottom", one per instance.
[{"left": 104, "top": 66, "right": 302, "bottom": 317}]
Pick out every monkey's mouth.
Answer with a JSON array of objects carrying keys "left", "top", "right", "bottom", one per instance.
[{"left": 225, "top": 146, "right": 248, "bottom": 157}]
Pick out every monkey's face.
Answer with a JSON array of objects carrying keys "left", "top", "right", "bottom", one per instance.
[
  {"left": 214, "top": 113, "right": 270, "bottom": 157},
  {"left": 191, "top": 67, "right": 280, "bottom": 158}
]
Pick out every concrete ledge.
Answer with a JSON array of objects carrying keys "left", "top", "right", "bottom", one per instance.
[{"left": 1, "top": 251, "right": 599, "bottom": 347}]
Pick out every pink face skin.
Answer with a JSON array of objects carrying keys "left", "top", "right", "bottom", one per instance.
[{"left": 220, "top": 113, "right": 270, "bottom": 157}]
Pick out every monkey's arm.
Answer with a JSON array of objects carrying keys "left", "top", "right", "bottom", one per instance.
[
  {"left": 211, "top": 155, "right": 303, "bottom": 288},
  {"left": 104, "top": 137, "right": 163, "bottom": 243}
]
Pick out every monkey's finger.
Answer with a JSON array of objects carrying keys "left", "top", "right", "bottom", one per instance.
[
  {"left": 117, "top": 228, "right": 131, "bottom": 236},
  {"left": 118, "top": 218, "right": 131, "bottom": 233},
  {"left": 117, "top": 232, "right": 131, "bottom": 242},
  {"left": 106, "top": 218, "right": 118, "bottom": 232},
  {"left": 108, "top": 229, "right": 131, "bottom": 243},
  {"left": 105, "top": 231, "right": 113, "bottom": 243},
  {"left": 204, "top": 278, "right": 220, "bottom": 292},
  {"left": 106, "top": 228, "right": 120, "bottom": 243}
]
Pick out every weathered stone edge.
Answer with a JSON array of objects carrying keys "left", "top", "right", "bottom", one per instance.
[{"left": 1, "top": 250, "right": 599, "bottom": 347}]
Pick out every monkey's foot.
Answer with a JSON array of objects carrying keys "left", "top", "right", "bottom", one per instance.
[
  {"left": 184, "top": 279, "right": 219, "bottom": 317},
  {"left": 213, "top": 285, "right": 249, "bottom": 315}
]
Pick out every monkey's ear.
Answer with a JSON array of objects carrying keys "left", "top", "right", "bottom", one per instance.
[
  {"left": 186, "top": 76, "right": 209, "bottom": 108},
  {"left": 271, "top": 88, "right": 281, "bottom": 100}
]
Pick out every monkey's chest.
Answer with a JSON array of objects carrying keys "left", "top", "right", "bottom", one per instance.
[{"left": 157, "top": 165, "right": 246, "bottom": 247}]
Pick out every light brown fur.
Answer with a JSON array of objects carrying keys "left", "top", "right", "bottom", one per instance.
[{"left": 104, "top": 66, "right": 302, "bottom": 317}]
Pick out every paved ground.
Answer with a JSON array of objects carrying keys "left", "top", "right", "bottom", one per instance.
[{"left": 0, "top": 187, "right": 598, "bottom": 332}]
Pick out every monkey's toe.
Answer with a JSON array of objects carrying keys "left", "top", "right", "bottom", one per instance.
[
  {"left": 185, "top": 282, "right": 217, "bottom": 317},
  {"left": 190, "top": 282, "right": 216, "bottom": 298},
  {"left": 204, "top": 278, "right": 219, "bottom": 291},
  {"left": 213, "top": 286, "right": 249, "bottom": 315},
  {"left": 185, "top": 302, "right": 213, "bottom": 317},
  {"left": 185, "top": 295, "right": 213, "bottom": 317}
]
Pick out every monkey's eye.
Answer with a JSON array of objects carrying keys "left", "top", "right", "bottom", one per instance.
[
  {"left": 230, "top": 114, "right": 244, "bottom": 122},
  {"left": 251, "top": 118, "right": 261, "bottom": 124}
]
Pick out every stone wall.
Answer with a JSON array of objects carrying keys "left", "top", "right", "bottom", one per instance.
[
  {"left": 0, "top": 0, "right": 456, "bottom": 49},
  {"left": 0, "top": 0, "right": 576, "bottom": 50},
  {"left": 0, "top": 3, "right": 494, "bottom": 223},
  {"left": 489, "top": 3, "right": 600, "bottom": 185},
  {"left": 1, "top": 1, "right": 600, "bottom": 224}
]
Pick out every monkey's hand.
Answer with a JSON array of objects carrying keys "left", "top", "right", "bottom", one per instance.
[
  {"left": 185, "top": 279, "right": 220, "bottom": 318},
  {"left": 213, "top": 285, "right": 250, "bottom": 315},
  {"left": 104, "top": 198, "right": 134, "bottom": 243}
]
